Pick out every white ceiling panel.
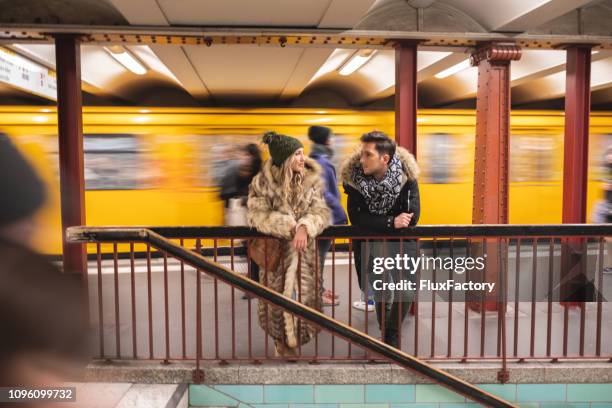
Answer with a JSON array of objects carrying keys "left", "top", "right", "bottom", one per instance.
[
  {"left": 318, "top": 0, "right": 378, "bottom": 28},
  {"left": 279, "top": 48, "right": 335, "bottom": 100},
  {"left": 513, "top": 56, "right": 612, "bottom": 104},
  {"left": 184, "top": 45, "right": 306, "bottom": 97},
  {"left": 106, "top": 0, "right": 168, "bottom": 24},
  {"left": 157, "top": 0, "right": 333, "bottom": 26}
]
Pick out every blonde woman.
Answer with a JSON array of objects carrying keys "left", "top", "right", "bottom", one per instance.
[{"left": 247, "top": 131, "right": 331, "bottom": 357}]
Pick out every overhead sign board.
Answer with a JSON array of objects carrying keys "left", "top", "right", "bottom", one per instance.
[{"left": 0, "top": 47, "right": 56, "bottom": 100}]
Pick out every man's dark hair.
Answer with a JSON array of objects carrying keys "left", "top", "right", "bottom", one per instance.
[{"left": 360, "top": 131, "right": 396, "bottom": 158}]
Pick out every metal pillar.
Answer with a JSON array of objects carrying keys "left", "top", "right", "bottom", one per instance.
[
  {"left": 469, "top": 44, "right": 521, "bottom": 312},
  {"left": 55, "top": 35, "right": 87, "bottom": 278},
  {"left": 394, "top": 41, "right": 418, "bottom": 155},
  {"left": 560, "top": 45, "right": 592, "bottom": 305},
  {"left": 562, "top": 46, "right": 591, "bottom": 224}
]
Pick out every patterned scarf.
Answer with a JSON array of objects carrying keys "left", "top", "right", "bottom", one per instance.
[{"left": 352, "top": 154, "right": 404, "bottom": 215}]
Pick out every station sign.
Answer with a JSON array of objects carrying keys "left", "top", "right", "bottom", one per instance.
[{"left": 0, "top": 47, "right": 56, "bottom": 100}]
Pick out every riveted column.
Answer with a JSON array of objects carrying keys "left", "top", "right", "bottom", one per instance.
[
  {"left": 560, "top": 45, "right": 593, "bottom": 306},
  {"left": 55, "top": 35, "right": 87, "bottom": 279},
  {"left": 395, "top": 41, "right": 418, "bottom": 156},
  {"left": 469, "top": 44, "right": 521, "bottom": 312}
]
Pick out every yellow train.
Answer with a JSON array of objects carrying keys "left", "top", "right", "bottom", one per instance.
[{"left": 1, "top": 106, "right": 609, "bottom": 255}]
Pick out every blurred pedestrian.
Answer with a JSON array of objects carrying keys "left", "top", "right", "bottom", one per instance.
[
  {"left": 341, "top": 131, "right": 421, "bottom": 348},
  {"left": 592, "top": 145, "right": 612, "bottom": 273},
  {"left": 0, "top": 134, "right": 86, "bottom": 393},
  {"left": 247, "top": 131, "right": 331, "bottom": 358},
  {"left": 218, "top": 143, "right": 262, "bottom": 291},
  {"left": 308, "top": 125, "right": 347, "bottom": 307}
]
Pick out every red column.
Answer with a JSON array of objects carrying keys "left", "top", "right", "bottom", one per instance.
[
  {"left": 561, "top": 45, "right": 592, "bottom": 305},
  {"left": 395, "top": 41, "right": 418, "bottom": 156},
  {"left": 562, "top": 45, "right": 591, "bottom": 224},
  {"left": 470, "top": 44, "right": 521, "bottom": 312},
  {"left": 55, "top": 35, "right": 87, "bottom": 278}
]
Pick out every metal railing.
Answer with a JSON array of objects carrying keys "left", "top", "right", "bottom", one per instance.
[
  {"left": 67, "top": 226, "right": 531, "bottom": 407},
  {"left": 68, "top": 224, "right": 610, "bottom": 383}
]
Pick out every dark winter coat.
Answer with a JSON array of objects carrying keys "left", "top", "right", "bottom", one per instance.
[
  {"left": 340, "top": 147, "right": 421, "bottom": 290},
  {"left": 0, "top": 238, "right": 85, "bottom": 385}
]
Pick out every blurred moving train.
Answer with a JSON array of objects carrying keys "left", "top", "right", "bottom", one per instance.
[{"left": 1, "top": 107, "right": 610, "bottom": 255}]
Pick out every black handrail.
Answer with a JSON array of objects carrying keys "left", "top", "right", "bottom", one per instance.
[
  {"left": 68, "top": 226, "right": 518, "bottom": 408},
  {"left": 145, "top": 224, "right": 611, "bottom": 239}
]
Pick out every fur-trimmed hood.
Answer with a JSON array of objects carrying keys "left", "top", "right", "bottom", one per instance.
[{"left": 340, "top": 146, "right": 420, "bottom": 190}]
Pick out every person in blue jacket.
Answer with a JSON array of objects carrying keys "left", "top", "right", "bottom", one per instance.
[{"left": 308, "top": 125, "right": 348, "bottom": 306}]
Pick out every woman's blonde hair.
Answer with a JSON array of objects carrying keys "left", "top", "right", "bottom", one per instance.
[{"left": 278, "top": 154, "right": 304, "bottom": 206}]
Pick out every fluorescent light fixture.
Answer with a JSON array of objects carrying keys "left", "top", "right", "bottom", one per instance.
[
  {"left": 130, "top": 45, "right": 180, "bottom": 84},
  {"left": 105, "top": 46, "right": 147, "bottom": 75},
  {"left": 434, "top": 59, "right": 471, "bottom": 79},
  {"left": 338, "top": 50, "right": 376, "bottom": 76},
  {"left": 308, "top": 49, "right": 354, "bottom": 85}
]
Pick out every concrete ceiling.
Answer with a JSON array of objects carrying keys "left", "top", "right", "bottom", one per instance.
[{"left": 1, "top": 0, "right": 612, "bottom": 108}]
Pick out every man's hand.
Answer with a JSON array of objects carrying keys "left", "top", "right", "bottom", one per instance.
[
  {"left": 394, "top": 213, "right": 413, "bottom": 229},
  {"left": 292, "top": 225, "right": 308, "bottom": 251}
]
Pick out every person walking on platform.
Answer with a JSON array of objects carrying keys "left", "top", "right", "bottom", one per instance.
[
  {"left": 218, "top": 143, "right": 263, "bottom": 292},
  {"left": 340, "top": 131, "right": 421, "bottom": 348},
  {"left": 247, "top": 131, "right": 331, "bottom": 358},
  {"left": 308, "top": 125, "right": 347, "bottom": 307},
  {"left": 592, "top": 146, "right": 612, "bottom": 273}
]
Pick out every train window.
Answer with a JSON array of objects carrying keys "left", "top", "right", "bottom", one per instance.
[
  {"left": 84, "top": 134, "right": 152, "bottom": 190},
  {"left": 419, "top": 133, "right": 469, "bottom": 183},
  {"left": 510, "top": 135, "right": 559, "bottom": 182}
]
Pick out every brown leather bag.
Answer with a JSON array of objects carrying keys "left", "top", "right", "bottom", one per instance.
[{"left": 248, "top": 238, "right": 282, "bottom": 271}]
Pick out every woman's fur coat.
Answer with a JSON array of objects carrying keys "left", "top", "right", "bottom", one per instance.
[{"left": 246, "top": 157, "right": 331, "bottom": 348}]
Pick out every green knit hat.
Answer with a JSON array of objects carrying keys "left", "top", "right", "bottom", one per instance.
[{"left": 262, "top": 131, "right": 303, "bottom": 166}]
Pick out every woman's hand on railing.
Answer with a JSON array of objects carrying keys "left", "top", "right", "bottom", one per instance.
[{"left": 292, "top": 225, "right": 308, "bottom": 251}]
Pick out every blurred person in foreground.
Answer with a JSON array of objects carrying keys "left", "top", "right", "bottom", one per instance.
[
  {"left": 592, "top": 146, "right": 612, "bottom": 273},
  {"left": 247, "top": 131, "right": 331, "bottom": 358},
  {"left": 0, "top": 134, "right": 86, "bottom": 398},
  {"left": 219, "top": 143, "right": 263, "bottom": 290},
  {"left": 308, "top": 125, "right": 347, "bottom": 307},
  {"left": 341, "top": 131, "right": 420, "bottom": 348}
]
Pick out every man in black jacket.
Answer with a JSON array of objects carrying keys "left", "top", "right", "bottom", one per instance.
[{"left": 340, "top": 131, "right": 420, "bottom": 347}]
